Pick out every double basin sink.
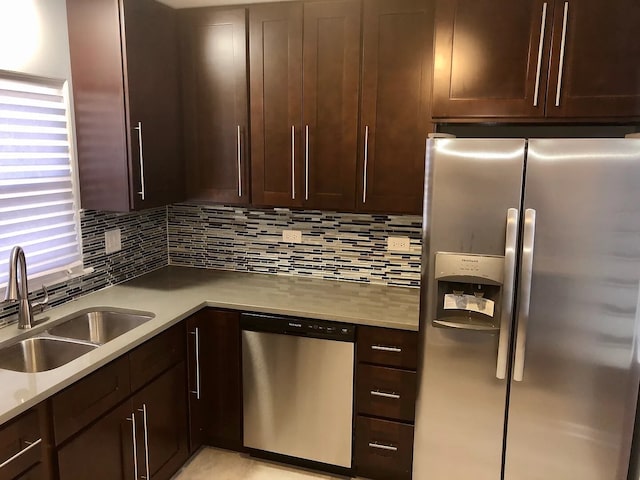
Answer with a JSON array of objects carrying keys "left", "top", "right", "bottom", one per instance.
[{"left": 0, "top": 310, "right": 154, "bottom": 373}]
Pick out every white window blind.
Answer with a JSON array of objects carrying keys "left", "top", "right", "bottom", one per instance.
[{"left": 0, "top": 74, "right": 82, "bottom": 291}]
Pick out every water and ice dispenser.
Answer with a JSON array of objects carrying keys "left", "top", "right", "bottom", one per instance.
[{"left": 433, "top": 253, "right": 505, "bottom": 333}]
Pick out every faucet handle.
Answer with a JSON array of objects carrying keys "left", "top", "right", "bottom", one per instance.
[{"left": 32, "top": 285, "right": 49, "bottom": 314}]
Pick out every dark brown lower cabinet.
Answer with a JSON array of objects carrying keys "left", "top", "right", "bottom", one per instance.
[
  {"left": 187, "top": 309, "right": 242, "bottom": 452},
  {"left": 0, "top": 408, "right": 45, "bottom": 480},
  {"left": 56, "top": 363, "right": 188, "bottom": 480},
  {"left": 355, "top": 417, "right": 414, "bottom": 480},
  {"left": 54, "top": 325, "right": 188, "bottom": 480},
  {"left": 356, "top": 364, "right": 417, "bottom": 422},
  {"left": 57, "top": 401, "right": 135, "bottom": 480},
  {"left": 131, "top": 363, "right": 189, "bottom": 480},
  {"left": 355, "top": 326, "right": 419, "bottom": 480}
]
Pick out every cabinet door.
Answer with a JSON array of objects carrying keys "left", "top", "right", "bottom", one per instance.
[
  {"left": 187, "top": 309, "right": 242, "bottom": 452},
  {"left": 432, "top": 0, "right": 553, "bottom": 119},
  {"left": 57, "top": 401, "right": 135, "bottom": 480},
  {"left": 131, "top": 363, "right": 188, "bottom": 480},
  {"left": 123, "top": 0, "right": 183, "bottom": 209},
  {"left": 250, "top": 3, "right": 304, "bottom": 208},
  {"left": 66, "top": 0, "right": 131, "bottom": 212},
  {"left": 358, "top": 0, "right": 434, "bottom": 215},
  {"left": 302, "top": 0, "right": 361, "bottom": 211},
  {"left": 0, "top": 409, "right": 42, "bottom": 480},
  {"left": 546, "top": 0, "right": 640, "bottom": 118},
  {"left": 181, "top": 8, "right": 250, "bottom": 205}
]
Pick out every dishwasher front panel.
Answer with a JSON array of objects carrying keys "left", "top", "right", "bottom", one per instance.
[{"left": 242, "top": 330, "right": 354, "bottom": 468}]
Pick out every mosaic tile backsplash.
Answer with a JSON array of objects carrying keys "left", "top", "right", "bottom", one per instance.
[
  {"left": 168, "top": 204, "right": 422, "bottom": 288},
  {"left": 1, "top": 203, "right": 423, "bottom": 328},
  {"left": 0, "top": 208, "right": 168, "bottom": 328}
]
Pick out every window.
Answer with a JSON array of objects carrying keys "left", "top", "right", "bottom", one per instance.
[{"left": 0, "top": 72, "right": 82, "bottom": 292}]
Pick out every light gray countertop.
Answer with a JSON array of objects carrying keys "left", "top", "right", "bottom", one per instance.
[{"left": 0, "top": 266, "right": 420, "bottom": 425}]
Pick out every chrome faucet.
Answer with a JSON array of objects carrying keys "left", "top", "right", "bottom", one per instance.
[{"left": 4, "top": 246, "right": 49, "bottom": 329}]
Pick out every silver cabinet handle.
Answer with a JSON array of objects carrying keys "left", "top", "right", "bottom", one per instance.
[
  {"left": 0, "top": 438, "right": 41, "bottom": 469},
  {"left": 362, "top": 125, "right": 369, "bottom": 204},
  {"left": 514, "top": 209, "right": 537, "bottom": 381},
  {"left": 126, "top": 414, "right": 138, "bottom": 479},
  {"left": 371, "top": 390, "right": 400, "bottom": 400},
  {"left": 533, "top": 3, "right": 548, "bottom": 107},
  {"left": 291, "top": 125, "right": 296, "bottom": 200},
  {"left": 190, "top": 328, "right": 201, "bottom": 399},
  {"left": 237, "top": 125, "right": 242, "bottom": 197},
  {"left": 138, "top": 404, "right": 150, "bottom": 480},
  {"left": 555, "top": 2, "right": 569, "bottom": 107},
  {"left": 368, "top": 442, "right": 398, "bottom": 452},
  {"left": 496, "top": 208, "right": 519, "bottom": 379},
  {"left": 371, "top": 345, "right": 401, "bottom": 353},
  {"left": 134, "top": 121, "right": 145, "bottom": 200},
  {"left": 305, "top": 125, "right": 310, "bottom": 201}
]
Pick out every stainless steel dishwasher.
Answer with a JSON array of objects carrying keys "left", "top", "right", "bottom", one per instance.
[{"left": 241, "top": 313, "right": 355, "bottom": 471}]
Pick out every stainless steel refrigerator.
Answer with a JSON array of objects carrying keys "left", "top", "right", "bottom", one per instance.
[{"left": 413, "top": 138, "right": 640, "bottom": 480}]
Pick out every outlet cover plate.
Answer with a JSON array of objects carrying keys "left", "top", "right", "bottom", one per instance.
[
  {"left": 105, "top": 229, "right": 122, "bottom": 254},
  {"left": 282, "top": 230, "right": 302, "bottom": 244},
  {"left": 387, "top": 236, "right": 411, "bottom": 252}
]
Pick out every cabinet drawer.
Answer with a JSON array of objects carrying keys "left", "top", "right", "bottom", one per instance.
[
  {"left": 52, "top": 356, "right": 130, "bottom": 445},
  {"left": 356, "top": 365, "right": 416, "bottom": 422},
  {"left": 355, "top": 416, "right": 414, "bottom": 480},
  {"left": 357, "top": 326, "right": 418, "bottom": 369},
  {"left": 0, "top": 409, "right": 41, "bottom": 479},
  {"left": 129, "top": 323, "right": 185, "bottom": 392}
]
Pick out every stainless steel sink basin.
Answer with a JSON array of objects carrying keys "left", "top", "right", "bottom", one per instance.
[
  {"left": 0, "top": 337, "right": 97, "bottom": 373},
  {"left": 47, "top": 310, "right": 154, "bottom": 345}
]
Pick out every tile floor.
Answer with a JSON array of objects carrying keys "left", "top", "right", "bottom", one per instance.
[{"left": 173, "top": 447, "right": 359, "bottom": 480}]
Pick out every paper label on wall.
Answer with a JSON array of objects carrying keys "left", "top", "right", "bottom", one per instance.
[{"left": 443, "top": 294, "right": 495, "bottom": 317}]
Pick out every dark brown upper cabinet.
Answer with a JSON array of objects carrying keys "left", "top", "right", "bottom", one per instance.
[
  {"left": 546, "top": 0, "right": 640, "bottom": 118},
  {"left": 302, "top": 1, "right": 361, "bottom": 211},
  {"left": 357, "top": 0, "right": 434, "bottom": 215},
  {"left": 433, "top": 0, "right": 640, "bottom": 121},
  {"left": 180, "top": 8, "right": 250, "bottom": 205},
  {"left": 250, "top": 1, "right": 361, "bottom": 211},
  {"left": 250, "top": 3, "right": 304, "bottom": 208},
  {"left": 431, "top": 0, "right": 552, "bottom": 119},
  {"left": 66, "top": 0, "right": 183, "bottom": 212}
]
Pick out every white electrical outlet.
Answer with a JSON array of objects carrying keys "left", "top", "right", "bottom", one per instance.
[
  {"left": 282, "top": 230, "right": 302, "bottom": 244},
  {"left": 105, "top": 229, "right": 122, "bottom": 254},
  {"left": 387, "top": 236, "right": 411, "bottom": 252}
]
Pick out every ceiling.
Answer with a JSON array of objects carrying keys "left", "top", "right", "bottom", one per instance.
[{"left": 157, "top": 0, "right": 295, "bottom": 7}]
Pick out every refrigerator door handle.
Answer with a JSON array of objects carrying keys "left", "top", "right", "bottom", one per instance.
[
  {"left": 513, "top": 208, "right": 537, "bottom": 382},
  {"left": 496, "top": 208, "right": 519, "bottom": 379}
]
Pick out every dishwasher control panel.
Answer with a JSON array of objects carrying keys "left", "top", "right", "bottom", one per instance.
[{"left": 241, "top": 313, "right": 355, "bottom": 342}]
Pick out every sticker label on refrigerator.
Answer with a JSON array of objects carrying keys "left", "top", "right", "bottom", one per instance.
[{"left": 444, "top": 294, "right": 495, "bottom": 317}]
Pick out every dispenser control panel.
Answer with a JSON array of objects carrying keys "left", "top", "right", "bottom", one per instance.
[{"left": 434, "top": 253, "right": 504, "bottom": 285}]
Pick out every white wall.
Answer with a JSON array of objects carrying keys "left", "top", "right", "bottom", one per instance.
[{"left": 0, "top": 0, "right": 72, "bottom": 81}]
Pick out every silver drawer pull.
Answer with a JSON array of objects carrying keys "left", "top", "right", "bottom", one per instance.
[
  {"left": 368, "top": 442, "right": 398, "bottom": 452},
  {"left": 0, "top": 438, "right": 42, "bottom": 469},
  {"left": 371, "top": 345, "right": 402, "bottom": 353},
  {"left": 371, "top": 390, "right": 400, "bottom": 400}
]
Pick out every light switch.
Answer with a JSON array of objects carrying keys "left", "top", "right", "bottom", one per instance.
[{"left": 105, "top": 229, "right": 122, "bottom": 254}]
